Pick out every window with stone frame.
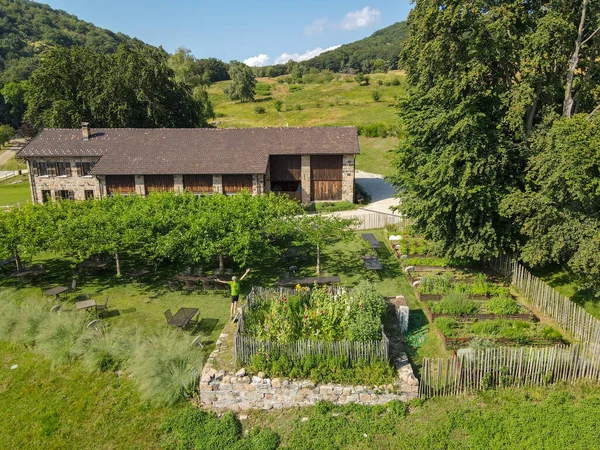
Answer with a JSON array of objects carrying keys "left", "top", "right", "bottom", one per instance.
[
  {"left": 41, "top": 190, "right": 51, "bottom": 203},
  {"left": 55, "top": 190, "right": 74, "bottom": 201},
  {"left": 56, "top": 162, "right": 71, "bottom": 176},
  {"left": 35, "top": 162, "right": 49, "bottom": 176},
  {"left": 84, "top": 190, "right": 95, "bottom": 200},
  {"left": 76, "top": 162, "right": 94, "bottom": 176}
]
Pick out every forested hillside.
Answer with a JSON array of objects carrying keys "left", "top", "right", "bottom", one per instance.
[
  {"left": 0, "top": 0, "right": 146, "bottom": 84},
  {"left": 255, "top": 21, "right": 409, "bottom": 77}
]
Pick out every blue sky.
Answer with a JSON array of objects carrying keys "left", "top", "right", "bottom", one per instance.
[{"left": 44, "top": 1, "right": 412, "bottom": 65}]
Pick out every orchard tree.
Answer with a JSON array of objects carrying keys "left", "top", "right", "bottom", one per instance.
[
  {"left": 224, "top": 61, "right": 256, "bottom": 102},
  {"left": 295, "top": 214, "right": 359, "bottom": 275}
]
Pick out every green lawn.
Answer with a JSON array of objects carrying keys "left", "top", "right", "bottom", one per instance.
[
  {"left": 0, "top": 174, "right": 30, "bottom": 207},
  {"left": 242, "top": 383, "right": 600, "bottom": 449},
  {"left": 0, "top": 150, "right": 27, "bottom": 171},
  {"left": 530, "top": 266, "right": 600, "bottom": 319},
  {"left": 0, "top": 343, "right": 168, "bottom": 449},
  {"left": 357, "top": 136, "right": 398, "bottom": 177}
]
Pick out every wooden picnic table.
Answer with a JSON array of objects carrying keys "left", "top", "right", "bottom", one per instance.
[
  {"left": 362, "top": 256, "right": 383, "bottom": 271},
  {"left": 129, "top": 269, "right": 150, "bottom": 280},
  {"left": 44, "top": 286, "right": 69, "bottom": 300},
  {"left": 173, "top": 274, "right": 210, "bottom": 282},
  {"left": 76, "top": 299, "right": 97, "bottom": 311},
  {"left": 276, "top": 276, "right": 341, "bottom": 286},
  {"left": 362, "top": 233, "right": 381, "bottom": 249},
  {"left": 168, "top": 307, "right": 199, "bottom": 329},
  {"left": 77, "top": 259, "right": 110, "bottom": 270}
]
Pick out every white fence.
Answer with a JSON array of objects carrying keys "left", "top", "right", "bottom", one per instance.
[{"left": 341, "top": 211, "right": 412, "bottom": 230}]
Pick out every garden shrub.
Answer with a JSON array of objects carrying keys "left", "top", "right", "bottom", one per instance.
[
  {"left": 273, "top": 100, "right": 283, "bottom": 112},
  {"left": 130, "top": 330, "right": 203, "bottom": 406},
  {"left": 288, "top": 85, "right": 302, "bottom": 92},
  {"left": 75, "top": 327, "right": 132, "bottom": 373},
  {"left": 254, "top": 83, "right": 271, "bottom": 96},
  {"left": 435, "top": 317, "right": 458, "bottom": 337},
  {"left": 542, "top": 325, "right": 563, "bottom": 341},
  {"left": 418, "top": 274, "right": 452, "bottom": 294},
  {"left": 487, "top": 296, "right": 522, "bottom": 315},
  {"left": 356, "top": 123, "right": 400, "bottom": 138},
  {"left": 429, "top": 292, "right": 479, "bottom": 315},
  {"left": 248, "top": 353, "right": 395, "bottom": 385},
  {"left": 160, "top": 407, "right": 246, "bottom": 450},
  {"left": 253, "top": 106, "right": 266, "bottom": 114}
]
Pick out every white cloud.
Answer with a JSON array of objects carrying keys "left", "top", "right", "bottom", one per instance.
[
  {"left": 275, "top": 45, "right": 341, "bottom": 65},
  {"left": 305, "top": 17, "right": 329, "bottom": 35},
  {"left": 243, "top": 54, "right": 270, "bottom": 67},
  {"left": 339, "top": 6, "right": 381, "bottom": 30}
]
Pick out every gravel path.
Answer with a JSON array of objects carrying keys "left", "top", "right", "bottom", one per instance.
[{"left": 355, "top": 170, "right": 400, "bottom": 215}]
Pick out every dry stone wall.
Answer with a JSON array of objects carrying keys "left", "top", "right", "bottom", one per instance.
[{"left": 200, "top": 332, "right": 419, "bottom": 411}]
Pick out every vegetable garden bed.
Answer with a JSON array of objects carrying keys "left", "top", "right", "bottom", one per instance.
[{"left": 234, "top": 283, "right": 390, "bottom": 366}]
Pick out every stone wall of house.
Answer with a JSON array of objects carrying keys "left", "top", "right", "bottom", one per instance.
[
  {"left": 29, "top": 157, "right": 102, "bottom": 203},
  {"left": 300, "top": 155, "right": 311, "bottom": 204},
  {"left": 342, "top": 154, "right": 355, "bottom": 203},
  {"left": 200, "top": 333, "right": 419, "bottom": 411},
  {"left": 252, "top": 174, "right": 265, "bottom": 196}
]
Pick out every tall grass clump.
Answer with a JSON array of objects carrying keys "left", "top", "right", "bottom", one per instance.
[
  {"left": 75, "top": 327, "right": 133, "bottom": 373},
  {"left": 130, "top": 330, "right": 203, "bottom": 406},
  {"left": 35, "top": 312, "right": 87, "bottom": 368},
  {"left": 8, "top": 299, "right": 48, "bottom": 346},
  {"left": 429, "top": 292, "right": 479, "bottom": 315}
]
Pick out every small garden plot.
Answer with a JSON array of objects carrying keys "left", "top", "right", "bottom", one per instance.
[
  {"left": 434, "top": 317, "right": 564, "bottom": 350},
  {"left": 423, "top": 292, "right": 536, "bottom": 323},
  {"left": 235, "top": 282, "right": 396, "bottom": 385}
]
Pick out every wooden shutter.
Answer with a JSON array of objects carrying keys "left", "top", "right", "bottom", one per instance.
[
  {"left": 48, "top": 163, "right": 57, "bottom": 177},
  {"left": 66, "top": 162, "right": 72, "bottom": 177},
  {"left": 75, "top": 162, "right": 82, "bottom": 176},
  {"left": 68, "top": 190, "right": 75, "bottom": 201},
  {"left": 31, "top": 161, "right": 38, "bottom": 176}
]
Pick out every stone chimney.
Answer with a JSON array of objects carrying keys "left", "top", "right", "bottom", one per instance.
[{"left": 81, "top": 122, "right": 90, "bottom": 141}]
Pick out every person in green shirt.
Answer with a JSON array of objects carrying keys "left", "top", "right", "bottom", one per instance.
[{"left": 216, "top": 268, "right": 250, "bottom": 320}]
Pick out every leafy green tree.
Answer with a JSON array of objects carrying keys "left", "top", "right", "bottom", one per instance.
[
  {"left": 25, "top": 45, "right": 211, "bottom": 128},
  {"left": 1, "top": 81, "right": 28, "bottom": 125},
  {"left": 223, "top": 61, "right": 256, "bottom": 102},
  {"left": 0, "top": 204, "right": 51, "bottom": 271},
  {"left": 273, "top": 100, "right": 283, "bottom": 112},
  {"left": 0, "top": 124, "right": 14, "bottom": 145},
  {"left": 390, "top": 0, "right": 600, "bottom": 260},
  {"left": 500, "top": 114, "right": 600, "bottom": 295},
  {"left": 294, "top": 215, "right": 358, "bottom": 275}
]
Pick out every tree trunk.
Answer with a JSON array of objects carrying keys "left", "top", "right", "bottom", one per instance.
[
  {"left": 114, "top": 250, "right": 121, "bottom": 277},
  {"left": 526, "top": 82, "right": 542, "bottom": 133},
  {"left": 316, "top": 243, "right": 321, "bottom": 275},
  {"left": 219, "top": 254, "right": 225, "bottom": 274},
  {"left": 563, "top": 0, "right": 589, "bottom": 118},
  {"left": 14, "top": 252, "right": 21, "bottom": 272}
]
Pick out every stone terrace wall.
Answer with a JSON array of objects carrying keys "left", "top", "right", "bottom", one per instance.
[{"left": 200, "top": 332, "right": 419, "bottom": 411}]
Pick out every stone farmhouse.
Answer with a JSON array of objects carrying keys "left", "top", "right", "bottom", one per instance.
[{"left": 17, "top": 124, "right": 360, "bottom": 205}]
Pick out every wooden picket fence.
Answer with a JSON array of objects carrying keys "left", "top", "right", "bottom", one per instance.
[
  {"left": 234, "top": 286, "right": 388, "bottom": 364},
  {"left": 342, "top": 211, "right": 411, "bottom": 231},
  {"left": 419, "top": 254, "right": 600, "bottom": 398},
  {"left": 419, "top": 344, "right": 600, "bottom": 398},
  {"left": 490, "top": 254, "right": 600, "bottom": 363}
]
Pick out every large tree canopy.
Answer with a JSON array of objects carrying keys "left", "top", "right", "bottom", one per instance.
[
  {"left": 391, "top": 0, "right": 600, "bottom": 263},
  {"left": 24, "top": 45, "right": 212, "bottom": 129}
]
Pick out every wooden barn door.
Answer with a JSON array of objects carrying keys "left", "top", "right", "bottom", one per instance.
[
  {"left": 145, "top": 175, "right": 174, "bottom": 194},
  {"left": 310, "top": 155, "right": 342, "bottom": 201},
  {"left": 106, "top": 175, "right": 136, "bottom": 195}
]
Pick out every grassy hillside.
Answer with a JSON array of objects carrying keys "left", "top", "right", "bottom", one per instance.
[
  {"left": 208, "top": 71, "right": 404, "bottom": 176},
  {"left": 0, "top": 174, "right": 30, "bottom": 207}
]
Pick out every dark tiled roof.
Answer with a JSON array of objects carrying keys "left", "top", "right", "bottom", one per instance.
[{"left": 17, "top": 127, "right": 360, "bottom": 175}]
